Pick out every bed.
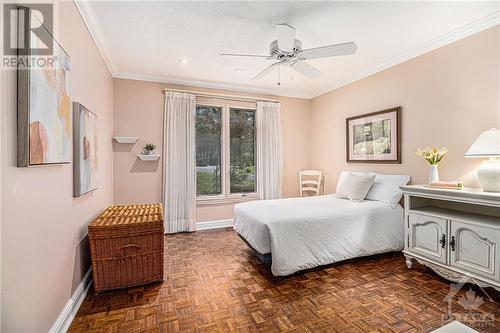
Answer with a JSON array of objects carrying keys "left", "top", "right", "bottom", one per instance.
[{"left": 233, "top": 176, "right": 407, "bottom": 276}]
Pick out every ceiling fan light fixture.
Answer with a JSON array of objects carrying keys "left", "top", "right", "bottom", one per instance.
[{"left": 220, "top": 23, "right": 357, "bottom": 84}]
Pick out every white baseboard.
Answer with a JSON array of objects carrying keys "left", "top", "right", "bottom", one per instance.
[
  {"left": 196, "top": 219, "right": 233, "bottom": 231},
  {"left": 49, "top": 268, "right": 93, "bottom": 333}
]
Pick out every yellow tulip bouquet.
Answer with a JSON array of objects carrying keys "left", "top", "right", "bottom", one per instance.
[{"left": 416, "top": 147, "right": 447, "bottom": 165}]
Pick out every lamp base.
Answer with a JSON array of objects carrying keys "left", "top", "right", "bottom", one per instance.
[{"left": 477, "top": 158, "right": 500, "bottom": 192}]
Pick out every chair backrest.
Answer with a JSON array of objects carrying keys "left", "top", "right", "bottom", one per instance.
[{"left": 300, "top": 170, "right": 324, "bottom": 196}]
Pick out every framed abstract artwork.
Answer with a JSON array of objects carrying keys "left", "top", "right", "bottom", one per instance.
[
  {"left": 346, "top": 107, "right": 401, "bottom": 163},
  {"left": 73, "top": 102, "right": 98, "bottom": 197},
  {"left": 17, "top": 6, "right": 71, "bottom": 166}
]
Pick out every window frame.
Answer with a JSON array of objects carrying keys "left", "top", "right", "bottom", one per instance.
[{"left": 196, "top": 103, "right": 259, "bottom": 206}]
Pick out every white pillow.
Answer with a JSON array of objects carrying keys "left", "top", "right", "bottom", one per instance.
[
  {"left": 365, "top": 173, "right": 411, "bottom": 208},
  {"left": 336, "top": 171, "right": 371, "bottom": 192},
  {"left": 336, "top": 174, "right": 376, "bottom": 202}
]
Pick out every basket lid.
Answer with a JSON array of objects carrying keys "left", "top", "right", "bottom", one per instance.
[{"left": 90, "top": 204, "right": 163, "bottom": 227}]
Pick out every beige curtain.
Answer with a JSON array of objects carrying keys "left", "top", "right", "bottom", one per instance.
[
  {"left": 162, "top": 91, "right": 197, "bottom": 233},
  {"left": 256, "top": 101, "right": 283, "bottom": 200}
]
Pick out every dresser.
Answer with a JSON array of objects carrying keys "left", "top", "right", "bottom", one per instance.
[{"left": 400, "top": 185, "right": 500, "bottom": 291}]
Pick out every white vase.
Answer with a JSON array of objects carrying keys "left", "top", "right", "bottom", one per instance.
[{"left": 428, "top": 165, "right": 439, "bottom": 184}]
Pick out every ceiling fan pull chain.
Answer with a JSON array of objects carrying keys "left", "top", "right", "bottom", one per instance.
[{"left": 277, "top": 64, "right": 281, "bottom": 86}]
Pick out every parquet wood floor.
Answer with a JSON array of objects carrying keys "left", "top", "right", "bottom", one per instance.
[{"left": 68, "top": 228, "right": 500, "bottom": 333}]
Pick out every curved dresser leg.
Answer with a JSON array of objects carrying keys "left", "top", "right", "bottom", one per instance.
[{"left": 405, "top": 255, "right": 413, "bottom": 269}]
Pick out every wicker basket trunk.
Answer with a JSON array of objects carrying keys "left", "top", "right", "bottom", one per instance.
[{"left": 89, "top": 204, "right": 164, "bottom": 292}]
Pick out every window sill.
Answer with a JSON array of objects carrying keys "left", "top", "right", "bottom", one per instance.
[{"left": 196, "top": 194, "right": 260, "bottom": 206}]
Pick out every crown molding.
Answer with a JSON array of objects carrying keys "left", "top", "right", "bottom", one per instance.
[
  {"left": 311, "top": 11, "right": 500, "bottom": 98},
  {"left": 74, "top": 0, "right": 499, "bottom": 100},
  {"left": 113, "top": 72, "right": 313, "bottom": 99},
  {"left": 74, "top": 0, "right": 116, "bottom": 75}
]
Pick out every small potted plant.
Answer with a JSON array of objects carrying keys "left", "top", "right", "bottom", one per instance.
[
  {"left": 142, "top": 143, "right": 157, "bottom": 155},
  {"left": 416, "top": 147, "right": 447, "bottom": 183}
]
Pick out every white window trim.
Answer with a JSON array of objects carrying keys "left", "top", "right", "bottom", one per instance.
[
  {"left": 196, "top": 103, "right": 258, "bottom": 205},
  {"left": 196, "top": 193, "right": 260, "bottom": 206}
]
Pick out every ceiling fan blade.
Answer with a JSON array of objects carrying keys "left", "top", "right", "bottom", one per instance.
[
  {"left": 290, "top": 60, "right": 322, "bottom": 79},
  {"left": 298, "top": 42, "right": 357, "bottom": 60},
  {"left": 276, "top": 23, "right": 296, "bottom": 53},
  {"left": 252, "top": 62, "right": 279, "bottom": 80},
  {"left": 220, "top": 53, "right": 269, "bottom": 58}
]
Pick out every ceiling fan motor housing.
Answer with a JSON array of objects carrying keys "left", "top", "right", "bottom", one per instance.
[{"left": 270, "top": 39, "right": 303, "bottom": 62}]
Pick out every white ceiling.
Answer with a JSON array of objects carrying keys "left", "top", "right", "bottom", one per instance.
[{"left": 78, "top": 1, "right": 500, "bottom": 99}]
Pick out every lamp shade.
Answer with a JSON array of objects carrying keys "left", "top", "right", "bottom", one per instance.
[{"left": 464, "top": 128, "right": 500, "bottom": 158}]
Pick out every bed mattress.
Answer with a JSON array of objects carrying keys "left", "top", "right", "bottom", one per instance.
[{"left": 233, "top": 195, "right": 404, "bottom": 276}]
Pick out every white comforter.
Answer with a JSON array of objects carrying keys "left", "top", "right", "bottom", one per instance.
[{"left": 233, "top": 195, "right": 404, "bottom": 276}]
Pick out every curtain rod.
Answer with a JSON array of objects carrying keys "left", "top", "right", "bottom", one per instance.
[{"left": 162, "top": 88, "right": 280, "bottom": 104}]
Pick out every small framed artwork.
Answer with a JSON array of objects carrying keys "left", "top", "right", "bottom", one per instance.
[
  {"left": 346, "top": 107, "right": 401, "bottom": 163},
  {"left": 73, "top": 102, "right": 98, "bottom": 197},
  {"left": 17, "top": 6, "right": 71, "bottom": 167}
]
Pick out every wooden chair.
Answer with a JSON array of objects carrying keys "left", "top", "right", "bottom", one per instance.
[{"left": 300, "top": 170, "right": 324, "bottom": 196}]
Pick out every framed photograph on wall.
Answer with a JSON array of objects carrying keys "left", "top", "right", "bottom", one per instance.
[
  {"left": 73, "top": 102, "right": 98, "bottom": 197},
  {"left": 17, "top": 6, "right": 71, "bottom": 167},
  {"left": 346, "top": 107, "right": 401, "bottom": 163}
]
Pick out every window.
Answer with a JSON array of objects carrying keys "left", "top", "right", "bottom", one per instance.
[
  {"left": 230, "top": 108, "right": 256, "bottom": 194},
  {"left": 195, "top": 105, "right": 222, "bottom": 196},
  {"left": 195, "top": 104, "right": 257, "bottom": 201}
]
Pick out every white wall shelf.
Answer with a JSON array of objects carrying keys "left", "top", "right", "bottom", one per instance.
[
  {"left": 137, "top": 154, "right": 160, "bottom": 161},
  {"left": 113, "top": 136, "right": 139, "bottom": 144}
]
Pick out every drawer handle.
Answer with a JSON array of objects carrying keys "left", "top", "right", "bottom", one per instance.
[
  {"left": 450, "top": 236, "right": 456, "bottom": 251},
  {"left": 118, "top": 244, "right": 141, "bottom": 263},
  {"left": 439, "top": 234, "right": 446, "bottom": 249}
]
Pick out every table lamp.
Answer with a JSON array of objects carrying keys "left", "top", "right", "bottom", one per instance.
[{"left": 464, "top": 128, "right": 500, "bottom": 192}]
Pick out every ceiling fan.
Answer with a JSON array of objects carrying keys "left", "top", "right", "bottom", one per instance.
[{"left": 220, "top": 23, "right": 358, "bottom": 85}]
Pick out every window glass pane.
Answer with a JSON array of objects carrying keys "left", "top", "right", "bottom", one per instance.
[
  {"left": 230, "top": 108, "right": 256, "bottom": 193},
  {"left": 196, "top": 105, "right": 222, "bottom": 196}
]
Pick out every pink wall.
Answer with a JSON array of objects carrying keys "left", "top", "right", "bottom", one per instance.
[
  {"left": 113, "top": 26, "right": 500, "bottom": 222},
  {"left": 1, "top": 2, "right": 114, "bottom": 331},
  {"left": 0, "top": 34, "right": 3, "bottom": 329},
  {"left": 310, "top": 26, "right": 500, "bottom": 192},
  {"left": 113, "top": 79, "right": 311, "bottom": 221}
]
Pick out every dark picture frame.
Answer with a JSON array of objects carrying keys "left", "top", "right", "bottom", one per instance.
[{"left": 346, "top": 107, "right": 401, "bottom": 164}]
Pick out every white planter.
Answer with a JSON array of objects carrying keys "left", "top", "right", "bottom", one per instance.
[{"left": 428, "top": 165, "right": 439, "bottom": 184}]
